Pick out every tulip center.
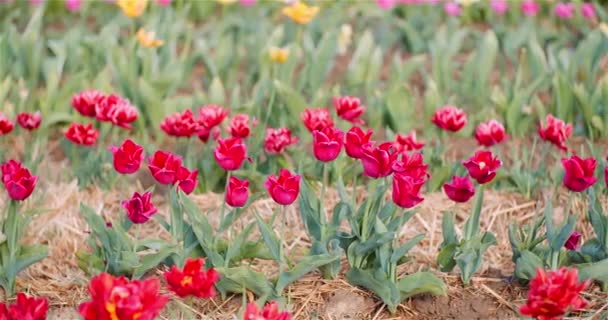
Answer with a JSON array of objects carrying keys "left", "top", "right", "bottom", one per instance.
[
  {"left": 478, "top": 161, "right": 486, "bottom": 169},
  {"left": 181, "top": 276, "right": 193, "bottom": 286},
  {"left": 105, "top": 303, "right": 119, "bottom": 320}
]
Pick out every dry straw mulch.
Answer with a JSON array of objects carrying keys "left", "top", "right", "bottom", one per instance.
[{"left": 2, "top": 160, "right": 608, "bottom": 319}]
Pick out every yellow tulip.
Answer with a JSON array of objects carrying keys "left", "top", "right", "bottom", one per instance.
[
  {"left": 269, "top": 47, "right": 289, "bottom": 64},
  {"left": 117, "top": 0, "right": 148, "bottom": 18},
  {"left": 282, "top": 1, "right": 319, "bottom": 25},
  {"left": 455, "top": 0, "right": 479, "bottom": 7},
  {"left": 215, "top": 0, "right": 238, "bottom": 4},
  {"left": 136, "top": 29, "right": 164, "bottom": 48}
]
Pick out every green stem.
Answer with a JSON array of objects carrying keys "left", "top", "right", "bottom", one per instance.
[
  {"left": 351, "top": 167, "right": 357, "bottom": 208},
  {"left": 4, "top": 201, "right": 19, "bottom": 295},
  {"left": 465, "top": 185, "right": 485, "bottom": 240},
  {"left": 133, "top": 224, "right": 141, "bottom": 254},
  {"left": 219, "top": 171, "right": 231, "bottom": 228},
  {"left": 279, "top": 205, "right": 288, "bottom": 275},
  {"left": 320, "top": 163, "right": 328, "bottom": 226}
]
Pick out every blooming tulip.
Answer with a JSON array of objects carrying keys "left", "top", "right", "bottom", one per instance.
[
  {"left": 0, "top": 293, "right": 48, "bottom": 320},
  {"left": 197, "top": 104, "right": 229, "bottom": 131},
  {"left": 443, "top": 176, "right": 475, "bottom": 203},
  {"left": 312, "top": 127, "right": 344, "bottom": 162},
  {"left": 229, "top": 114, "right": 253, "bottom": 139},
  {"left": 520, "top": 268, "right": 588, "bottom": 320},
  {"left": 108, "top": 139, "right": 144, "bottom": 174},
  {"left": 164, "top": 258, "right": 220, "bottom": 298},
  {"left": 264, "top": 169, "right": 301, "bottom": 206},
  {"left": 392, "top": 152, "right": 429, "bottom": 180},
  {"left": 561, "top": 155, "right": 597, "bottom": 192},
  {"left": 538, "top": 114, "right": 572, "bottom": 151},
  {"left": 360, "top": 142, "right": 398, "bottom": 178},
  {"left": 160, "top": 109, "right": 198, "bottom": 138},
  {"left": 521, "top": 0, "right": 539, "bottom": 17},
  {"left": 148, "top": 150, "right": 182, "bottom": 185},
  {"left": 462, "top": 150, "right": 501, "bottom": 184},
  {"left": 0, "top": 161, "right": 37, "bottom": 201},
  {"left": 107, "top": 98, "right": 139, "bottom": 129},
  {"left": 333, "top": 96, "right": 365, "bottom": 124},
  {"left": 64, "top": 123, "right": 99, "bottom": 146},
  {"left": 301, "top": 108, "right": 334, "bottom": 133},
  {"left": 122, "top": 191, "right": 158, "bottom": 224},
  {"left": 175, "top": 166, "right": 198, "bottom": 195},
  {"left": 394, "top": 131, "right": 425, "bottom": 153},
  {"left": 214, "top": 137, "right": 249, "bottom": 171},
  {"left": 264, "top": 127, "right": 298, "bottom": 154},
  {"left": 490, "top": 0, "right": 508, "bottom": 15},
  {"left": 581, "top": 3, "right": 596, "bottom": 20},
  {"left": 225, "top": 176, "right": 249, "bottom": 207},
  {"left": 431, "top": 105, "right": 467, "bottom": 132},
  {"left": 554, "top": 2, "right": 574, "bottom": 19},
  {"left": 344, "top": 127, "right": 374, "bottom": 159},
  {"left": 244, "top": 301, "right": 292, "bottom": 320},
  {"left": 78, "top": 273, "right": 168, "bottom": 320},
  {"left": 392, "top": 174, "right": 425, "bottom": 209},
  {"left": 71, "top": 90, "right": 104, "bottom": 118},
  {"left": 474, "top": 120, "right": 507, "bottom": 147},
  {"left": 0, "top": 113, "right": 14, "bottom": 135},
  {"left": 282, "top": 1, "right": 319, "bottom": 24},
  {"left": 16, "top": 112, "right": 42, "bottom": 131}
]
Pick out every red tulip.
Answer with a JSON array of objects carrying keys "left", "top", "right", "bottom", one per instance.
[
  {"left": 462, "top": 150, "right": 501, "bottom": 184},
  {"left": 94, "top": 94, "right": 120, "bottom": 122},
  {"left": 538, "top": 114, "right": 572, "bottom": 151},
  {"left": 226, "top": 176, "right": 249, "bottom": 207},
  {"left": 301, "top": 108, "right": 334, "bottom": 132},
  {"left": 164, "top": 258, "right": 220, "bottom": 298},
  {"left": 564, "top": 232, "right": 581, "bottom": 251},
  {"left": 229, "top": 114, "right": 254, "bottom": 139},
  {"left": 443, "top": 176, "right": 475, "bottom": 203},
  {"left": 64, "top": 123, "right": 99, "bottom": 146},
  {"left": 344, "top": 126, "right": 374, "bottom": 159},
  {"left": 474, "top": 119, "right": 507, "bottom": 147},
  {"left": 394, "top": 131, "right": 425, "bottom": 153},
  {"left": 108, "top": 139, "right": 144, "bottom": 174},
  {"left": 122, "top": 191, "right": 158, "bottom": 224},
  {"left": 107, "top": 98, "right": 139, "bottom": 129},
  {"left": 0, "top": 112, "right": 14, "bottom": 135},
  {"left": 1, "top": 161, "right": 37, "bottom": 201},
  {"left": 197, "top": 104, "right": 229, "bottom": 131},
  {"left": 520, "top": 268, "right": 588, "bottom": 320},
  {"left": 78, "top": 273, "right": 169, "bottom": 320},
  {"left": 16, "top": 112, "right": 42, "bottom": 131},
  {"left": 243, "top": 301, "right": 292, "bottom": 320},
  {"left": 392, "top": 152, "right": 429, "bottom": 178},
  {"left": 264, "top": 127, "right": 299, "bottom": 154},
  {"left": 312, "top": 127, "right": 344, "bottom": 162},
  {"left": 333, "top": 96, "right": 365, "bottom": 124},
  {"left": 360, "top": 142, "right": 398, "bottom": 178},
  {"left": 392, "top": 174, "right": 425, "bottom": 209},
  {"left": 431, "top": 105, "right": 467, "bottom": 132},
  {"left": 175, "top": 166, "right": 198, "bottom": 195},
  {"left": 1, "top": 160, "right": 22, "bottom": 185},
  {"left": 214, "top": 137, "right": 249, "bottom": 171},
  {"left": 160, "top": 109, "right": 198, "bottom": 138},
  {"left": 148, "top": 150, "right": 183, "bottom": 185},
  {"left": 264, "top": 169, "right": 301, "bottom": 205},
  {"left": 198, "top": 126, "right": 221, "bottom": 143},
  {"left": 71, "top": 90, "right": 105, "bottom": 118},
  {"left": 0, "top": 293, "right": 48, "bottom": 320},
  {"left": 561, "top": 155, "right": 597, "bottom": 192}
]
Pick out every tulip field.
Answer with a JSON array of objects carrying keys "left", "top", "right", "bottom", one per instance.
[{"left": 3, "top": 0, "right": 608, "bottom": 319}]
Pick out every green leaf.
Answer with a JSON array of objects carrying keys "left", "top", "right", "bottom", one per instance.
[
  {"left": 255, "top": 213, "right": 281, "bottom": 262},
  {"left": 579, "top": 258, "right": 608, "bottom": 283},
  {"left": 390, "top": 233, "right": 425, "bottom": 264},
  {"left": 397, "top": 272, "right": 447, "bottom": 299},
  {"left": 354, "top": 231, "right": 395, "bottom": 256},
  {"left": 441, "top": 212, "right": 458, "bottom": 247},
  {"left": 209, "top": 76, "right": 225, "bottom": 105},
  {"left": 216, "top": 266, "right": 275, "bottom": 298},
  {"left": 551, "top": 214, "right": 577, "bottom": 252},
  {"left": 346, "top": 267, "right": 401, "bottom": 313},
  {"left": 133, "top": 245, "right": 178, "bottom": 279},
  {"left": 14, "top": 245, "right": 48, "bottom": 275},
  {"left": 224, "top": 224, "right": 255, "bottom": 267},
  {"left": 437, "top": 243, "right": 458, "bottom": 272},
  {"left": 514, "top": 250, "right": 544, "bottom": 282},
  {"left": 274, "top": 80, "right": 307, "bottom": 117},
  {"left": 276, "top": 253, "right": 339, "bottom": 293}
]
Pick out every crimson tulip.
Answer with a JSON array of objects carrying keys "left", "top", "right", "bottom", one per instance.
[
  {"left": 538, "top": 114, "right": 572, "bottom": 151},
  {"left": 0, "top": 112, "right": 14, "bottom": 135},
  {"left": 71, "top": 90, "right": 104, "bottom": 118},
  {"left": 108, "top": 139, "right": 144, "bottom": 174},
  {"left": 360, "top": 142, "right": 397, "bottom": 178},
  {"left": 94, "top": 94, "right": 120, "bottom": 122},
  {"left": 175, "top": 166, "right": 198, "bottom": 195},
  {"left": 344, "top": 126, "right": 374, "bottom": 159},
  {"left": 229, "top": 114, "right": 253, "bottom": 139},
  {"left": 392, "top": 152, "right": 429, "bottom": 180},
  {"left": 462, "top": 151, "right": 501, "bottom": 184},
  {"left": 78, "top": 273, "right": 168, "bottom": 320},
  {"left": 198, "top": 126, "right": 221, "bottom": 143},
  {"left": 107, "top": 98, "right": 138, "bottom": 129},
  {"left": 1, "top": 160, "right": 37, "bottom": 201},
  {"left": 443, "top": 176, "right": 475, "bottom": 203},
  {"left": 474, "top": 119, "right": 507, "bottom": 147},
  {"left": 264, "top": 169, "right": 301, "bottom": 205},
  {"left": 561, "top": 155, "right": 597, "bottom": 192},
  {"left": 392, "top": 174, "right": 425, "bottom": 209},
  {"left": 148, "top": 150, "right": 183, "bottom": 185},
  {"left": 122, "top": 191, "right": 158, "bottom": 224},
  {"left": 214, "top": 137, "right": 249, "bottom": 171},
  {"left": 394, "top": 131, "right": 425, "bottom": 153},
  {"left": 333, "top": 96, "right": 365, "bottom": 124},
  {"left": 64, "top": 123, "right": 99, "bottom": 146},
  {"left": 564, "top": 232, "right": 581, "bottom": 251},
  {"left": 520, "top": 268, "right": 588, "bottom": 320},
  {"left": 226, "top": 176, "right": 249, "bottom": 207},
  {"left": 431, "top": 105, "right": 467, "bottom": 132},
  {"left": 243, "top": 301, "right": 292, "bottom": 320},
  {"left": 164, "top": 258, "right": 220, "bottom": 298},
  {"left": 160, "top": 109, "right": 198, "bottom": 137},
  {"left": 264, "top": 127, "right": 298, "bottom": 154},
  {"left": 312, "top": 127, "right": 344, "bottom": 162},
  {"left": 0, "top": 292, "right": 48, "bottom": 320},
  {"left": 1, "top": 160, "right": 22, "bottom": 185},
  {"left": 16, "top": 112, "right": 42, "bottom": 131},
  {"left": 301, "top": 108, "right": 334, "bottom": 132},
  {"left": 197, "top": 104, "right": 229, "bottom": 131}
]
